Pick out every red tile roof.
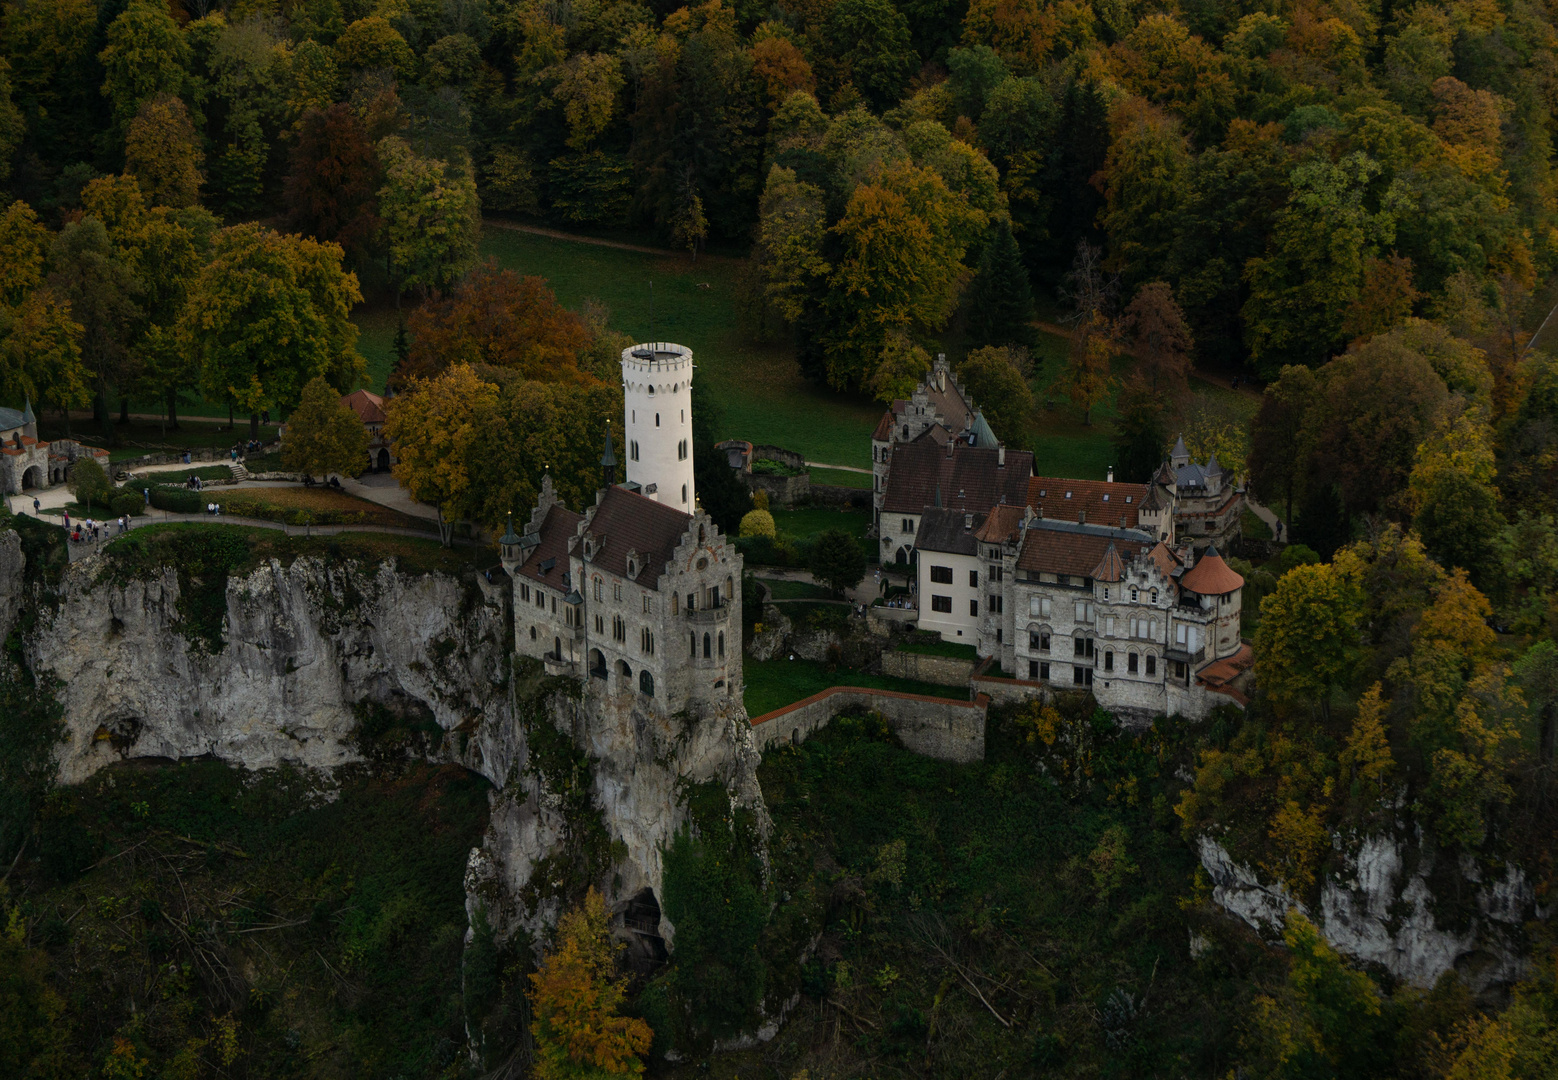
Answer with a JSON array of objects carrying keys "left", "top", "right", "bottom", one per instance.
[
  {"left": 342, "top": 389, "right": 387, "bottom": 425},
  {"left": 1180, "top": 547, "right": 1245, "bottom": 595},
  {"left": 1017, "top": 523, "right": 1155, "bottom": 578},
  {"left": 1026, "top": 477, "right": 1149, "bottom": 528},
  {"left": 872, "top": 410, "right": 895, "bottom": 441},
  {"left": 974, "top": 504, "right": 1024, "bottom": 544},
  {"left": 882, "top": 441, "right": 1032, "bottom": 515},
  {"left": 1091, "top": 543, "right": 1125, "bottom": 582},
  {"left": 579, "top": 485, "right": 693, "bottom": 591}
]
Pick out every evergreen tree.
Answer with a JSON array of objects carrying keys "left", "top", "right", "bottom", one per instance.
[
  {"left": 690, "top": 376, "right": 751, "bottom": 534},
  {"left": 1111, "top": 378, "right": 1168, "bottom": 482},
  {"left": 965, "top": 219, "right": 1036, "bottom": 350}
]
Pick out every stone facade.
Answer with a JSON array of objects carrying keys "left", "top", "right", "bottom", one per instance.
[
  {"left": 0, "top": 399, "right": 109, "bottom": 496},
  {"left": 1155, "top": 435, "right": 1246, "bottom": 551}
]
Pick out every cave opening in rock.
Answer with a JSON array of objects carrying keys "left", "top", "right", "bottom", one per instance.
[{"left": 617, "top": 887, "right": 668, "bottom": 977}]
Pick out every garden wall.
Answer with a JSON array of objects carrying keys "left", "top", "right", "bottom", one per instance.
[
  {"left": 808, "top": 484, "right": 871, "bottom": 509},
  {"left": 749, "top": 687, "right": 986, "bottom": 763},
  {"left": 880, "top": 649, "right": 976, "bottom": 687},
  {"left": 972, "top": 673, "right": 1048, "bottom": 706}
]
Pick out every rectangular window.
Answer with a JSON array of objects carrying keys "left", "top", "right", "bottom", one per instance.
[
  {"left": 613, "top": 582, "right": 623, "bottom": 602},
  {"left": 1104, "top": 651, "right": 1114, "bottom": 672},
  {"left": 592, "top": 580, "right": 602, "bottom": 601},
  {"left": 1074, "top": 637, "right": 1085, "bottom": 657},
  {"left": 931, "top": 595, "right": 952, "bottom": 613},
  {"left": 1074, "top": 665, "right": 1086, "bottom": 684},
  {"left": 521, "top": 584, "right": 530, "bottom": 601},
  {"left": 1042, "top": 597, "right": 1051, "bottom": 618},
  {"left": 1040, "top": 662, "right": 1050, "bottom": 681},
  {"left": 642, "top": 595, "right": 651, "bottom": 614},
  {"left": 1147, "top": 655, "right": 1157, "bottom": 676},
  {"left": 969, "top": 599, "right": 979, "bottom": 617},
  {"left": 969, "top": 569, "right": 979, "bottom": 588},
  {"left": 1104, "top": 616, "right": 1114, "bottom": 636},
  {"left": 1029, "top": 595, "right": 1042, "bottom": 617},
  {"left": 992, "top": 566, "right": 1003, "bottom": 582},
  {"left": 1128, "top": 652, "right": 1138, "bottom": 674},
  {"left": 1029, "top": 660, "right": 1038, "bottom": 679},
  {"left": 930, "top": 565, "right": 953, "bottom": 584}
]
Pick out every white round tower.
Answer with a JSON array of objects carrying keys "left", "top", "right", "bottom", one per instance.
[{"left": 620, "top": 341, "right": 695, "bottom": 510}]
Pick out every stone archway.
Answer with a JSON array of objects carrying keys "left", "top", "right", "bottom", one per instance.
[
  {"left": 21, "top": 465, "right": 42, "bottom": 490},
  {"left": 376, "top": 448, "right": 390, "bottom": 472}
]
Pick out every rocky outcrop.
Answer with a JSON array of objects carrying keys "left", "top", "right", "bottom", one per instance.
[
  {"left": 0, "top": 528, "right": 23, "bottom": 645},
  {"left": 29, "top": 554, "right": 512, "bottom": 784},
  {"left": 23, "top": 544, "right": 764, "bottom": 957},
  {"left": 1199, "top": 833, "right": 1541, "bottom": 991}
]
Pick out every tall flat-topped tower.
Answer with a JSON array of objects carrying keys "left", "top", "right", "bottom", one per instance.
[{"left": 621, "top": 341, "right": 694, "bottom": 510}]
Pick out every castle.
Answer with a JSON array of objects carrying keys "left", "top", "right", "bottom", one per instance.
[
  {"left": 500, "top": 343, "right": 742, "bottom": 714},
  {"left": 873, "top": 356, "right": 1251, "bottom": 719}
]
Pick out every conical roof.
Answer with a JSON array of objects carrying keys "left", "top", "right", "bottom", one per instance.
[
  {"left": 1180, "top": 544, "right": 1244, "bottom": 594},
  {"left": 500, "top": 511, "right": 521, "bottom": 546},
  {"left": 1090, "top": 542, "right": 1125, "bottom": 582},
  {"left": 1171, "top": 434, "right": 1189, "bottom": 457},
  {"left": 21, "top": 395, "right": 35, "bottom": 424}
]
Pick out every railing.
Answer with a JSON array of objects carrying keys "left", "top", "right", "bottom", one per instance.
[
  {"left": 1166, "top": 645, "right": 1205, "bottom": 665},
  {"left": 688, "top": 605, "right": 729, "bottom": 624}
]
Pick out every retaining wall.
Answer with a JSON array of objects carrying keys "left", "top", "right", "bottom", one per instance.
[
  {"left": 749, "top": 687, "right": 986, "bottom": 762},
  {"left": 881, "top": 649, "right": 976, "bottom": 687}
]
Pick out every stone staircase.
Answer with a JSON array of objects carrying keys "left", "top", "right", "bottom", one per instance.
[{"left": 228, "top": 462, "right": 250, "bottom": 483}]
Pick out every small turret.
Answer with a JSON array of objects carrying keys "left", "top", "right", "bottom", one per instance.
[{"left": 500, "top": 511, "right": 523, "bottom": 571}]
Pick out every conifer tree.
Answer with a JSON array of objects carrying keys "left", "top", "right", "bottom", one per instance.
[{"left": 965, "top": 219, "right": 1036, "bottom": 350}]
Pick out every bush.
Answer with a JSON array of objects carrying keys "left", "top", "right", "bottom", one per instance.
[
  {"left": 147, "top": 485, "right": 204, "bottom": 514},
  {"left": 739, "top": 508, "right": 776, "bottom": 538},
  {"left": 110, "top": 491, "right": 144, "bottom": 517}
]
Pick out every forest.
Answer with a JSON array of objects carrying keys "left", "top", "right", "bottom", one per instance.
[{"left": 3, "top": 0, "right": 1558, "bottom": 1077}]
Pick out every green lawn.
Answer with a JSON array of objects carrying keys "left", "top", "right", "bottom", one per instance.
[
  {"left": 770, "top": 505, "right": 871, "bottom": 545},
  {"left": 36, "top": 418, "right": 280, "bottom": 462},
  {"left": 759, "top": 577, "right": 835, "bottom": 601},
  {"left": 898, "top": 638, "right": 980, "bottom": 660},
  {"left": 810, "top": 466, "right": 872, "bottom": 489},
  {"left": 743, "top": 655, "right": 968, "bottom": 717},
  {"left": 476, "top": 226, "right": 883, "bottom": 467}
]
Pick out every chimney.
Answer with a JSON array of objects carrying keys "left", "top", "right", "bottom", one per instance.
[
  {"left": 998, "top": 446, "right": 1006, "bottom": 467},
  {"left": 1035, "top": 504, "right": 1043, "bottom": 519},
  {"left": 1107, "top": 466, "right": 1114, "bottom": 483},
  {"left": 1079, "top": 509, "right": 1087, "bottom": 525},
  {"left": 946, "top": 439, "right": 954, "bottom": 458}
]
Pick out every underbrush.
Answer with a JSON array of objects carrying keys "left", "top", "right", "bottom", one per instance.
[
  {"left": 146, "top": 484, "right": 430, "bottom": 530},
  {"left": 5, "top": 759, "right": 491, "bottom": 1078}
]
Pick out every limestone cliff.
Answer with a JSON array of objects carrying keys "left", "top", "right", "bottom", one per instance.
[
  {"left": 0, "top": 527, "right": 22, "bottom": 646},
  {"left": 15, "top": 542, "right": 764, "bottom": 951},
  {"left": 1199, "top": 832, "right": 1542, "bottom": 991}
]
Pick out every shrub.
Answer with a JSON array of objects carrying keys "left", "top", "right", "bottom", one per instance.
[
  {"left": 110, "top": 491, "right": 144, "bottom": 517},
  {"left": 738, "top": 508, "right": 776, "bottom": 538},
  {"left": 148, "top": 485, "right": 203, "bottom": 514}
]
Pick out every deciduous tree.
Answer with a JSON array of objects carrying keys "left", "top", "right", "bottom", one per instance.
[
  {"left": 0, "top": 200, "right": 50, "bottom": 307},
  {"left": 808, "top": 529, "right": 867, "bottom": 596},
  {"left": 125, "top": 94, "right": 204, "bottom": 209},
  {"left": 958, "top": 345, "right": 1033, "bottom": 443},
  {"left": 386, "top": 363, "right": 498, "bottom": 543},
  {"left": 868, "top": 330, "right": 930, "bottom": 404},
  {"left": 0, "top": 289, "right": 89, "bottom": 417},
  {"left": 378, "top": 137, "right": 480, "bottom": 303},
  {"left": 1119, "top": 281, "right": 1192, "bottom": 395},
  {"left": 282, "top": 375, "right": 369, "bottom": 478},
  {"left": 46, "top": 218, "right": 141, "bottom": 432},
  {"left": 181, "top": 224, "right": 364, "bottom": 441},
  {"left": 285, "top": 104, "right": 381, "bottom": 265},
  {"left": 527, "top": 888, "right": 652, "bottom": 1080},
  {"left": 98, "top": 0, "right": 191, "bottom": 129},
  {"left": 1254, "top": 561, "right": 1364, "bottom": 716},
  {"left": 400, "top": 262, "right": 590, "bottom": 386}
]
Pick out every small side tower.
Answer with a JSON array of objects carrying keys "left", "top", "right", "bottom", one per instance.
[{"left": 621, "top": 342, "right": 695, "bottom": 510}]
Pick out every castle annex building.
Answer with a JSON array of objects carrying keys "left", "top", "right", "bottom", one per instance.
[
  {"left": 500, "top": 343, "right": 741, "bottom": 714},
  {"left": 1, "top": 398, "right": 111, "bottom": 497}
]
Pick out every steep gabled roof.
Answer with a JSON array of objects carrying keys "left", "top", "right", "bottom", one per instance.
[
  {"left": 579, "top": 484, "right": 692, "bottom": 591},
  {"left": 1017, "top": 520, "right": 1154, "bottom": 578},
  {"left": 881, "top": 441, "right": 1032, "bottom": 515},
  {"left": 872, "top": 410, "right": 895, "bottom": 441},
  {"left": 1026, "top": 477, "right": 1149, "bottom": 527},
  {"left": 516, "top": 504, "right": 584, "bottom": 589},
  {"left": 975, "top": 504, "right": 1025, "bottom": 544},
  {"left": 1091, "top": 543, "right": 1125, "bottom": 582},
  {"left": 915, "top": 508, "right": 986, "bottom": 556},
  {"left": 341, "top": 389, "right": 387, "bottom": 425},
  {"left": 0, "top": 406, "right": 27, "bottom": 432}
]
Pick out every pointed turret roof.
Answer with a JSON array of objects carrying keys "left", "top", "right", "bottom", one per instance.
[
  {"left": 1090, "top": 542, "right": 1125, "bottom": 582},
  {"left": 500, "top": 510, "right": 520, "bottom": 546},
  {"left": 21, "top": 395, "right": 34, "bottom": 424},
  {"left": 1171, "top": 434, "right": 1189, "bottom": 458},
  {"left": 1180, "top": 544, "right": 1244, "bottom": 594}
]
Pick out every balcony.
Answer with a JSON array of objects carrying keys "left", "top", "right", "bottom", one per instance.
[
  {"left": 1166, "top": 645, "right": 1205, "bottom": 665},
  {"left": 688, "top": 603, "right": 730, "bottom": 625}
]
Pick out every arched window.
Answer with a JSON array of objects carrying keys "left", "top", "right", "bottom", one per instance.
[
  {"left": 1103, "top": 649, "right": 1114, "bottom": 672},
  {"left": 589, "top": 649, "right": 607, "bottom": 678},
  {"left": 554, "top": 636, "right": 561, "bottom": 658},
  {"left": 618, "top": 659, "right": 632, "bottom": 679},
  {"left": 718, "top": 631, "right": 724, "bottom": 659},
  {"left": 1131, "top": 588, "right": 1138, "bottom": 602},
  {"left": 530, "top": 626, "right": 537, "bottom": 640},
  {"left": 703, "top": 633, "right": 711, "bottom": 659},
  {"left": 690, "top": 632, "right": 697, "bottom": 657},
  {"left": 681, "top": 409, "right": 685, "bottom": 422},
  {"left": 681, "top": 484, "right": 688, "bottom": 503},
  {"left": 698, "top": 525, "right": 705, "bottom": 543},
  {"left": 1127, "top": 651, "right": 1139, "bottom": 674},
  {"left": 640, "top": 670, "right": 655, "bottom": 695},
  {"left": 655, "top": 413, "right": 660, "bottom": 426}
]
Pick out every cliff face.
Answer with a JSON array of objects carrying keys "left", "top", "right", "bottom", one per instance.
[
  {"left": 1199, "top": 833, "right": 1541, "bottom": 991},
  {"left": 16, "top": 544, "right": 762, "bottom": 947},
  {"left": 0, "top": 528, "right": 22, "bottom": 646}
]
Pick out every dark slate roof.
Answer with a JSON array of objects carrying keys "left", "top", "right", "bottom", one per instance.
[
  {"left": 580, "top": 484, "right": 692, "bottom": 591},
  {"left": 882, "top": 442, "right": 1032, "bottom": 515},
  {"left": 1017, "top": 520, "right": 1155, "bottom": 578},
  {"left": 915, "top": 507, "right": 986, "bottom": 556},
  {"left": 0, "top": 406, "right": 26, "bottom": 431},
  {"left": 517, "top": 504, "right": 584, "bottom": 589},
  {"left": 1026, "top": 477, "right": 1149, "bottom": 528}
]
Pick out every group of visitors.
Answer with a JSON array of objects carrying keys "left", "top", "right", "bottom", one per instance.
[
  {"left": 184, "top": 474, "right": 204, "bottom": 490},
  {"left": 205, "top": 503, "right": 223, "bottom": 516},
  {"left": 63, "top": 514, "right": 132, "bottom": 544}
]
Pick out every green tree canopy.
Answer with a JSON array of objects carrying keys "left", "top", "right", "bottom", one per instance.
[{"left": 282, "top": 375, "right": 369, "bottom": 478}]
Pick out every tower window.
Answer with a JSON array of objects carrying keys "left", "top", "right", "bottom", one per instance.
[
  {"left": 655, "top": 413, "right": 660, "bottom": 427},
  {"left": 630, "top": 440, "right": 639, "bottom": 461},
  {"left": 681, "top": 484, "right": 688, "bottom": 503},
  {"left": 681, "top": 409, "right": 685, "bottom": 422}
]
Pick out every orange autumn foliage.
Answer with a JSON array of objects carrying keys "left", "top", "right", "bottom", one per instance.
[
  {"left": 528, "top": 889, "right": 653, "bottom": 1080},
  {"left": 398, "top": 259, "right": 592, "bottom": 388},
  {"left": 752, "top": 35, "right": 814, "bottom": 107}
]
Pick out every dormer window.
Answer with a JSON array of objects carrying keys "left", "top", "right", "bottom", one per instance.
[{"left": 627, "top": 557, "right": 637, "bottom": 577}]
